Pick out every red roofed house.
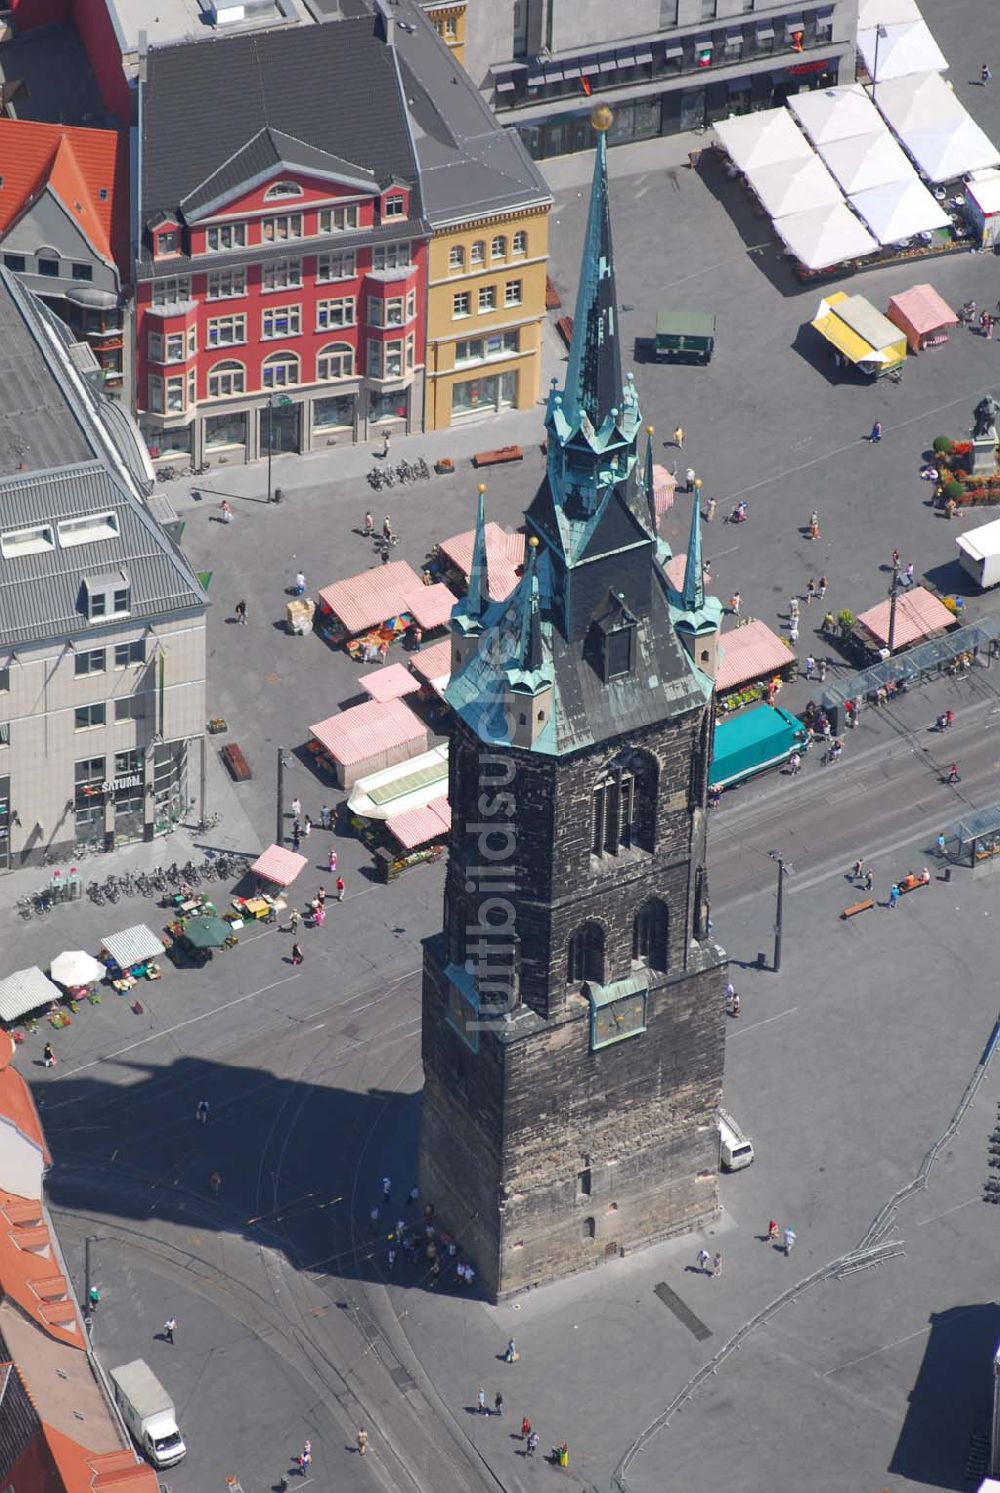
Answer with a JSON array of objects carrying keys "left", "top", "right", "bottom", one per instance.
[
  {"left": 0, "top": 1036, "right": 158, "bottom": 1493},
  {"left": 0, "top": 119, "right": 128, "bottom": 388}
]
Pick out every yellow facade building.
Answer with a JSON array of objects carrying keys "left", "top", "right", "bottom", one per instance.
[
  {"left": 420, "top": 1, "right": 467, "bottom": 65},
  {"left": 425, "top": 205, "right": 551, "bottom": 431}
]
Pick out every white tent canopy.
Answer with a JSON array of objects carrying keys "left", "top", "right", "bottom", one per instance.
[
  {"left": 745, "top": 153, "right": 843, "bottom": 220},
  {"left": 858, "top": 0, "right": 919, "bottom": 25},
  {"left": 874, "top": 71, "right": 963, "bottom": 135},
  {"left": 775, "top": 201, "right": 878, "bottom": 270},
  {"left": 0, "top": 967, "right": 60, "bottom": 1024},
  {"left": 100, "top": 924, "right": 165, "bottom": 968},
  {"left": 849, "top": 178, "right": 950, "bottom": 243},
  {"left": 788, "top": 84, "right": 884, "bottom": 145},
  {"left": 714, "top": 108, "right": 813, "bottom": 173},
  {"left": 903, "top": 116, "right": 1000, "bottom": 184},
  {"left": 858, "top": 20, "right": 948, "bottom": 82},
  {"left": 820, "top": 129, "right": 916, "bottom": 193}
]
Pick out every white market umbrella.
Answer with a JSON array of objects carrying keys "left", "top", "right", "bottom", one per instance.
[
  {"left": 820, "top": 130, "right": 914, "bottom": 193},
  {"left": 789, "top": 85, "right": 883, "bottom": 146},
  {"left": 714, "top": 108, "right": 812, "bottom": 173},
  {"left": 874, "top": 72, "right": 963, "bottom": 136},
  {"left": 849, "top": 178, "right": 950, "bottom": 243},
  {"left": 748, "top": 154, "right": 843, "bottom": 220},
  {"left": 50, "top": 950, "right": 106, "bottom": 986},
  {"left": 858, "top": 20, "right": 948, "bottom": 84}
]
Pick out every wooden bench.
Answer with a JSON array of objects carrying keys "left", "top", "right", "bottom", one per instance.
[
  {"left": 220, "top": 742, "right": 252, "bottom": 781},
  {"left": 545, "top": 275, "right": 562, "bottom": 310},
  {"left": 897, "top": 876, "right": 929, "bottom": 895},
  {"left": 555, "top": 315, "right": 574, "bottom": 349},
  {"left": 840, "top": 898, "right": 874, "bottom": 919},
  {"left": 472, "top": 445, "right": 524, "bottom": 469}
]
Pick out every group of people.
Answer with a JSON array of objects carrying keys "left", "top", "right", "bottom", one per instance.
[{"left": 767, "top": 1220, "right": 796, "bottom": 1254}]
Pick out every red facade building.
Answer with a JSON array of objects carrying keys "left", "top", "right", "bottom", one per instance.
[{"left": 137, "top": 21, "right": 428, "bottom": 464}]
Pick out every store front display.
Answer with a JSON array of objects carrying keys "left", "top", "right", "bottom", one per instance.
[
  {"left": 370, "top": 388, "right": 409, "bottom": 425},
  {"left": 154, "top": 740, "right": 188, "bottom": 835},
  {"left": 452, "top": 371, "right": 516, "bottom": 419},
  {"left": 110, "top": 749, "right": 146, "bottom": 844},
  {"left": 314, "top": 394, "right": 355, "bottom": 433},
  {"left": 205, "top": 410, "right": 248, "bottom": 453}
]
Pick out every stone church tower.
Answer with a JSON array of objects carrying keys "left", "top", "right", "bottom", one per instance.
[{"left": 419, "top": 107, "right": 727, "bottom": 1301}]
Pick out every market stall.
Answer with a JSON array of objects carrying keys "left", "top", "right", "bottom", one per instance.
[
  {"left": 409, "top": 638, "right": 452, "bottom": 701},
  {"left": 0, "top": 967, "right": 61, "bottom": 1028},
  {"left": 857, "top": 20, "right": 947, "bottom": 83},
  {"left": 820, "top": 130, "right": 914, "bottom": 195},
  {"left": 249, "top": 844, "right": 308, "bottom": 888},
  {"left": 50, "top": 951, "right": 105, "bottom": 988},
  {"left": 714, "top": 107, "right": 813, "bottom": 174},
  {"left": 386, "top": 797, "right": 451, "bottom": 852},
  {"left": 875, "top": 72, "right": 1000, "bottom": 184},
  {"left": 850, "top": 585, "right": 955, "bottom": 663},
  {"left": 964, "top": 170, "right": 1000, "bottom": 248},
  {"left": 848, "top": 177, "right": 950, "bottom": 246},
  {"left": 774, "top": 201, "right": 878, "bottom": 273},
  {"left": 789, "top": 83, "right": 885, "bottom": 147},
  {"left": 811, "top": 291, "right": 907, "bottom": 375},
  {"left": 744, "top": 153, "right": 842, "bottom": 222},
  {"left": 358, "top": 662, "right": 422, "bottom": 704},
  {"left": 347, "top": 742, "right": 450, "bottom": 823},
  {"left": 309, "top": 697, "right": 432, "bottom": 789},
  {"left": 716, "top": 619, "right": 797, "bottom": 701},
  {"left": 886, "top": 282, "right": 958, "bottom": 351},
  {"left": 99, "top": 925, "right": 166, "bottom": 986},
  {"left": 436, "top": 523, "right": 524, "bottom": 602},
  {"left": 651, "top": 464, "right": 677, "bottom": 523},
  {"left": 317, "top": 561, "right": 455, "bottom": 659}
]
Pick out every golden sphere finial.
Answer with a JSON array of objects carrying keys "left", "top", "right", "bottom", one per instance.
[
  {"left": 591, "top": 104, "right": 614, "bottom": 134},
  {"left": 646, "top": 424, "right": 655, "bottom": 436},
  {"left": 477, "top": 482, "right": 487, "bottom": 494},
  {"left": 528, "top": 535, "right": 539, "bottom": 548}
]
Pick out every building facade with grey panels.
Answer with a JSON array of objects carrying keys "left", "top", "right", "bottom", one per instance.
[
  {"left": 0, "top": 269, "right": 207, "bottom": 869},
  {"left": 464, "top": 0, "right": 858, "bottom": 159}
]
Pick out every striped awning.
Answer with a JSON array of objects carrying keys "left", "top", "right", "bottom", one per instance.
[
  {"left": 386, "top": 797, "right": 452, "bottom": 851},
  {"left": 359, "top": 662, "right": 421, "bottom": 703},
  {"left": 0, "top": 967, "right": 61, "bottom": 1024},
  {"left": 99, "top": 925, "right": 165, "bottom": 969},
  {"left": 250, "top": 844, "right": 308, "bottom": 887},
  {"left": 405, "top": 582, "right": 456, "bottom": 631}
]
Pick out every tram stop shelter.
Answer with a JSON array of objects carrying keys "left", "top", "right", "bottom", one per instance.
[
  {"left": 820, "top": 615, "right": 1000, "bottom": 727},
  {"left": 943, "top": 803, "right": 1000, "bottom": 868}
]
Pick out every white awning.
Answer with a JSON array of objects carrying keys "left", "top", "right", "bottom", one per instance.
[
  {"left": 0, "top": 967, "right": 60, "bottom": 1024},
  {"left": 99, "top": 924, "right": 165, "bottom": 968},
  {"left": 858, "top": 20, "right": 947, "bottom": 82},
  {"left": 775, "top": 200, "right": 878, "bottom": 269},
  {"left": 902, "top": 115, "right": 1000, "bottom": 184},
  {"left": 746, "top": 153, "right": 843, "bottom": 219},
  {"left": 788, "top": 84, "right": 884, "bottom": 145},
  {"left": 849, "top": 177, "right": 950, "bottom": 243},
  {"left": 873, "top": 71, "right": 963, "bottom": 135},
  {"left": 858, "top": 0, "right": 919, "bottom": 26},
  {"left": 820, "top": 129, "right": 915, "bottom": 192},
  {"left": 714, "top": 107, "right": 813, "bottom": 172}
]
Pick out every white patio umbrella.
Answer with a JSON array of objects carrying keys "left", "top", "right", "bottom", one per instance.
[{"left": 50, "top": 950, "right": 106, "bottom": 987}]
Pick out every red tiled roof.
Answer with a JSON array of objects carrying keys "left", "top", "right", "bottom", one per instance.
[
  {"left": 0, "top": 120, "right": 122, "bottom": 264},
  {"left": 0, "top": 1060, "right": 50, "bottom": 1164},
  {"left": 46, "top": 1425, "right": 158, "bottom": 1493},
  {"left": 0, "top": 1191, "right": 79, "bottom": 1348}
]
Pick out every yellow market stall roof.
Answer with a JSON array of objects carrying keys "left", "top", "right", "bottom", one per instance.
[{"left": 811, "top": 290, "right": 907, "bottom": 369}]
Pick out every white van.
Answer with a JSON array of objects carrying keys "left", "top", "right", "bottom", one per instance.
[
  {"left": 718, "top": 1109, "right": 755, "bottom": 1171},
  {"left": 109, "top": 1360, "right": 186, "bottom": 1468}
]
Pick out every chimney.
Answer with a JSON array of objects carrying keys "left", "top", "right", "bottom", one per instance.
[{"left": 374, "top": 0, "right": 394, "bottom": 45}]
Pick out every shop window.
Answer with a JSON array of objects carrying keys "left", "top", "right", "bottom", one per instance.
[{"left": 314, "top": 393, "right": 354, "bottom": 429}]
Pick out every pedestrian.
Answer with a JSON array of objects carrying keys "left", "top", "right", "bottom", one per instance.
[
  {"left": 387, "top": 1247, "right": 397, "bottom": 1270},
  {"left": 729, "top": 992, "right": 741, "bottom": 1017},
  {"left": 88, "top": 1284, "right": 101, "bottom": 1310},
  {"left": 821, "top": 610, "right": 835, "bottom": 635},
  {"left": 235, "top": 599, "right": 248, "bottom": 625},
  {"left": 297, "top": 1449, "right": 311, "bottom": 1476},
  {"left": 312, "top": 903, "right": 325, "bottom": 929},
  {"left": 903, "top": 562, "right": 914, "bottom": 587},
  {"left": 789, "top": 750, "right": 801, "bottom": 776},
  {"left": 783, "top": 1228, "right": 796, "bottom": 1256},
  {"left": 382, "top": 1176, "right": 392, "bottom": 1199},
  {"left": 936, "top": 831, "right": 946, "bottom": 856},
  {"left": 789, "top": 596, "right": 800, "bottom": 619},
  {"left": 706, "top": 497, "right": 717, "bottom": 522},
  {"left": 291, "top": 942, "right": 304, "bottom": 966},
  {"left": 890, "top": 548, "right": 900, "bottom": 570},
  {"left": 294, "top": 570, "right": 306, "bottom": 597},
  {"left": 711, "top": 1251, "right": 722, "bottom": 1277},
  {"left": 478, "top": 1387, "right": 487, "bottom": 1415},
  {"left": 291, "top": 795, "right": 302, "bottom": 819},
  {"left": 870, "top": 421, "right": 882, "bottom": 443},
  {"left": 789, "top": 619, "right": 799, "bottom": 646},
  {"left": 817, "top": 574, "right": 828, "bottom": 598},
  {"left": 408, "top": 1184, "right": 419, "bottom": 1206},
  {"left": 805, "top": 579, "right": 816, "bottom": 605},
  {"left": 383, "top": 514, "right": 394, "bottom": 542},
  {"left": 504, "top": 1337, "right": 517, "bottom": 1363},
  {"left": 804, "top": 655, "right": 815, "bottom": 680},
  {"left": 357, "top": 1428, "right": 368, "bottom": 1456},
  {"left": 315, "top": 886, "right": 326, "bottom": 910},
  {"left": 944, "top": 709, "right": 954, "bottom": 729},
  {"left": 728, "top": 592, "right": 741, "bottom": 617},
  {"left": 220, "top": 499, "right": 234, "bottom": 523},
  {"left": 336, "top": 875, "right": 345, "bottom": 901},
  {"left": 494, "top": 1392, "right": 504, "bottom": 1417},
  {"left": 328, "top": 848, "right": 337, "bottom": 874},
  {"left": 984, "top": 62, "right": 993, "bottom": 84},
  {"left": 768, "top": 1219, "right": 780, "bottom": 1243},
  {"left": 291, "top": 829, "right": 301, "bottom": 854},
  {"left": 303, "top": 814, "right": 312, "bottom": 837},
  {"left": 42, "top": 1041, "right": 56, "bottom": 1068},
  {"left": 697, "top": 1247, "right": 710, "bottom": 1272},
  {"left": 163, "top": 1316, "right": 176, "bottom": 1344},
  {"left": 196, "top": 1099, "right": 209, "bottom": 1125},
  {"left": 209, "top": 1170, "right": 222, "bottom": 1195},
  {"left": 864, "top": 868, "right": 874, "bottom": 893},
  {"left": 685, "top": 466, "right": 696, "bottom": 493},
  {"left": 320, "top": 804, "right": 331, "bottom": 830},
  {"left": 888, "top": 883, "right": 900, "bottom": 910},
  {"left": 288, "top": 906, "right": 302, "bottom": 934},
  {"left": 369, "top": 1204, "right": 379, "bottom": 1229},
  {"left": 852, "top": 857, "right": 865, "bottom": 880},
  {"left": 363, "top": 511, "right": 375, "bottom": 536},
  {"left": 526, "top": 1431, "right": 540, "bottom": 1457},
  {"left": 521, "top": 1416, "right": 532, "bottom": 1440},
  {"left": 382, "top": 429, "right": 392, "bottom": 460},
  {"left": 947, "top": 762, "right": 960, "bottom": 783},
  {"left": 809, "top": 511, "right": 820, "bottom": 540},
  {"left": 817, "top": 657, "right": 827, "bottom": 683}
]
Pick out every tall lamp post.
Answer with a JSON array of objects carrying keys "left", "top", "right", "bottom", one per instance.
[
  {"left": 767, "top": 850, "right": 791, "bottom": 973},
  {"left": 869, "top": 22, "right": 888, "bottom": 105},
  {"left": 887, "top": 552, "right": 900, "bottom": 654},
  {"left": 264, "top": 393, "right": 293, "bottom": 503}
]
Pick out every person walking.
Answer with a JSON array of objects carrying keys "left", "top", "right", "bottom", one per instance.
[
  {"left": 706, "top": 497, "right": 717, "bottom": 523},
  {"left": 789, "top": 618, "right": 799, "bottom": 646},
  {"left": 903, "top": 562, "right": 914, "bottom": 587},
  {"left": 526, "top": 1431, "right": 540, "bottom": 1457},
  {"left": 697, "top": 1247, "right": 710, "bottom": 1273},
  {"left": 789, "top": 750, "right": 802, "bottom": 776},
  {"left": 478, "top": 1387, "right": 488, "bottom": 1415},
  {"left": 195, "top": 1099, "right": 209, "bottom": 1125},
  {"left": 783, "top": 1229, "right": 796, "bottom": 1256},
  {"left": 817, "top": 575, "right": 828, "bottom": 599},
  {"left": 328, "top": 848, "right": 337, "bottom": 874},
  {"left": 297, "top": 1448, "right": 311, "bottom": 1477},
  {"left": 363, "top": 511, "right": 375, "bottom": 537},
  {"left": 291, "top": 942, "right": 304, "bottom": 966},
  {"left": 804, "top": 655, "right": 815, "bottom": 680},
  {"left": 288, "top": 906, "right": 302, "bottom": 934},
  {"left": 768, "top": 1219, "right": 780, "bottom": 1243},
  {"left": 869, "top": 421, "right": 882, "bottom": 443},
  {"left": 789, "top": 595, "right": 800, "bottom": 620},
  {"left": 356, "top": 1429, "right": 369, "bottom": 1457},
  {"left": 672, "top": 425, "right": 684, "bottom": 448},
  {"left": 805, "top": 578, "right": 816, "bottom": 605},
  {"left": 947, "top": 762, "right": 960, "bottom": 783},
  {"left": 220, "top": 499, "right": 234, "bottom": 523},
  {"left": 504, "top": 1337, "right": 517, "bottom": 1363},
  {"left": 983, "top": 62, "right": 992, "bottom": 84},
  {"left": 936, "top": 831, "right": 947, "bottom": 856},
  {"left": 291, "top": 828, "right": 301, "bottom": 854},
  {"left": 291, "top": 795, "right": 302, "bottom": 820},
  {"left": 494, "top": 1392, "right": 504, "bottom": 1418},
  {"left": 382, "top": 1176, "right": 392, "bottom": 1200},
  {"left": 685, "top": 466, "right": 696, "bottom": 493},
  {"left": 294, "top": 571, "right": 306, "bottom": 597},
  {"left": 163, "top": 1316, "right": 176, "bottom": 1344},
  {"left": 711, "top": 1251, "right": 722, "bottom": 1277},
  {"left": 864, "top": 867, "right": 874, "bottom": 894},
  {"left": 728, "top": 592, "right": 741, "bottom": 617},
  {"left": 336, "top": 875, "right": 345, "bottom": 902},
  {"left": 303, "top": 814, "right": 312, "bottom": 838},
  {"left": 209, "top": 1170, "right": 222, "bottom": 1195},
  {"left": 43, "top": 1041, "right": 56, "bottom": 1068},
  {"left": 521, "top": 1416, "right": 532, "bottom": 1440},
  {"left": 235, "top": 599, "right": 248, "bottom": 625},
  {"left": 888, "top": 883, "right": 900, "bottom": 910},
  {"left": 809, "top": 511, "right": 820, "bottom": 541}
]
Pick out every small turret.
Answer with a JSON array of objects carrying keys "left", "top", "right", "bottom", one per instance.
[
  {"left": 504, "top": 537, "right": 553, "bottom": 749},
  {"left": 450, "top": 483, "right": 491, "bottom": 678},
  {"left": 674, "top": 492, "right": 723, "bottom": 680}
]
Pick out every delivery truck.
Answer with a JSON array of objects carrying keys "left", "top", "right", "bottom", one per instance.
[
  {"left": 109, "top": 1359, "right": 186, "bottom": 1468},
  {"left": 718, "top": 1109, "right": 755, "bottom": 1171},
  {"left": 956, "top": 516, "right": 1000, "bottom": 589},
  {"left": 711, "top": 703, "right": 807, "bottom": 790}
]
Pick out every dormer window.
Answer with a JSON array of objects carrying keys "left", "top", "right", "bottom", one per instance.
[
  {"left": 606, "top": 625, "right": 633, "bottom": 679},
  {"left": 383, "top": 195, "right": 405, "bottom": 220},
  {"left": 84, "top": 573, "right": 130, "bottom": 622},
  {"left": 157, "top": 228, "right": 179, "bottom": 256},
  {"left": 590, "top": 591, "right": 637, "bottom": 682}
]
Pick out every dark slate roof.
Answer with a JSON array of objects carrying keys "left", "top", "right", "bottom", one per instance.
[
  {"left": 390, "top": 0, "right": 551, "bottom": 225},
  {"left": 0, "top": 462, "right": 207, "bottom": 647},
  {"left": 180, "top": 127, "right": 378, "bottom": 221},
  {"left": 563, "top": 128, "right": 622, "bottom": 434},
  {"left": 142, "top": 19, "right": 423, "bottom": 234}
]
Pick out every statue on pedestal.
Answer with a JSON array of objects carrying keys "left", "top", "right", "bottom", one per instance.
[{"left": 972, "top": 394, "right": 1000, "bottom": 438}]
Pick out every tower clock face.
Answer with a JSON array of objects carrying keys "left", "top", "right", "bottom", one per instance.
[{"left": 592, "top": 991, "right": 647, "bottom": 1049}]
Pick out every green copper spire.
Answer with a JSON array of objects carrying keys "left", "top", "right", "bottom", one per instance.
[
  {"left": 512, "top": 536, "right": 543, "bottom": 677},
  {"left": 681, "top": 488, "right": 704, "bottom": 612},
  {"left": 562, "top": 106, "right": 622, "bottom": 433},
  {"left": 467, "top": 483, "right": 490, "bottom": 620},
  {"left": 643, "top": 424, "right": 657, "bottom": 535}
]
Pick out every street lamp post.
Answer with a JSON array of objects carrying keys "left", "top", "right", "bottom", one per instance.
[
  {"left": 276, "top": 747, "right": 287, "bottom": 849},
  {"left": 768, "top": 850, "right": 790, "bottom": 972},
  {"left": 264, "top": 393, "right": 294, "bottom": 503},
  {"left": 888, "top": 554, "right": 900, "bottom": 654},
  {"left": 84, "top": 1233, "right": 101, "bottom": 1314},
  {"left": 870, "top": 23, "right": 888, "bottom": 105}
]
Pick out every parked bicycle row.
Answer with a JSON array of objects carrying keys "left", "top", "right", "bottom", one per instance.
[
  {"left": 16, "top": 853, "right": 255, "bottom": 919},
  {"left": 366, "top": 457, "right": 430, "bottom": 490}
]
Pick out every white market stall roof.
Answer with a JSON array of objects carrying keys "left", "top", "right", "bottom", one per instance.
[
  {"left": 347, "top": 742, "right": 449, "bottom": 822},
  {"left": 849, "top": 177, "right": 950, "bottom": 243},
  {"left": 774, "top": 201, "right": 878, "bottom": 270},
  {"left": 0, "top": 967, "right": 60, "bottom": 1024},
  {"left": 409, "top": 638, "right": 452, "bottom": 699},
  {"left": 50, "top": 950, "right": 105, "bottom": 987},
  {"left": 745, "top": 152, "right": 842, "bottom": 220},
  {"left": 903, "top": 115, "right": 1000, "bottom": 184},
  {"left": 249, "top": 844, "right": 308, "bottom": 886},
  {"left": 858, "top": 0, "right": 919, "bottom": 26},
  {"left": 714, "top": 107, "right": 813, "bottom": 172},
  {"left": 967, "top": 169, "right": 1000, "bottom": 216},
  {"left": 820, "top": 129, "right": 914, "bottom": 193},
  {"left": 99, "top": 925, "right": 165, "bottom": 968},
  {"left": 788, "top": 84, "right": 884, "bottom": 145},
  {"left": 874, "top": 71, "right": 963, "bottom": 135},
  {"left": 858, "top": 20, "right": 948, "bottom": 82}
]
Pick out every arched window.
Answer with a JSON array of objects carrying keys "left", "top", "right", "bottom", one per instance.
[
  {"left": 317, "top": 342, "right": 354, "bottom": 380},
  {"left": 448, "top": 244, "right": 465, "bottom": 272},
  {"left": 490, "top": 234, "right": 507, "bottom": 260},
  {"left": 264, "top": 180, "right": 303, "bottom": 199},
  {"left": 632, "top": 899, "right": 669, "bottom": 972},
  {"left": 262, "top": 350, "right": 300, "bottom": 388},
  {"left": 512, "top": 230, "right": 527, "bottom": 256},
  {"left": 591, "top": 749, "right": 657, "bottom": 856},
  {"left": 206, "top": 359, "right": 245, "bottom": 398},
  {"left": 567, "top": 922, "right": 605, "bottom": 985},
  {"left": 470, "top": 239, "right": 485, "bottom": 266}
]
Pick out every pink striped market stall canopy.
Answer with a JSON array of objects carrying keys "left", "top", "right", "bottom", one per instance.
[
  {"left": 717, "top": 619, "right": 796, "bottom": 691},
  {"left": 439, "top": 523, "right": 524, "bottom": 601},
  {"left": 319, "top": 561, "right": 446, "bottom": 636},
  {"left": 359, "top": 662, "right": 421, "bottom": 703},
  {"left": 386, "top": 797, "right": 452, "bottom": 851},
  {"left": 250, "top": 844, "right": 308, "bottom": 886}
]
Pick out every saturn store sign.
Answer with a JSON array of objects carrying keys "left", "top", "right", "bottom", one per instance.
[{"left": 102, "top": 773, "right": 143, "bottom": 793}]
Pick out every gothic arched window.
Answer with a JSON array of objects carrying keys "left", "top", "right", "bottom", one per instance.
[
  {"left": 632, "top": 899, "right": 669, "bottom": 972},
  {"left": 591, "top": 750, "right": 657, "bottom": 856},
  {"left": 567, "top": 922, "right": 605, "bottom": 984}
]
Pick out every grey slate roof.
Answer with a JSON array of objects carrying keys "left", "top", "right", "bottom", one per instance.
[
  {"left": 141, "top": 19, "right": 424, "bottom": 258},
  {"left": 180, "top": 127, "right": 378, "bottom": 221},
  {"left": 0, "top": 462, "right": 207, "bottom": 648}
]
